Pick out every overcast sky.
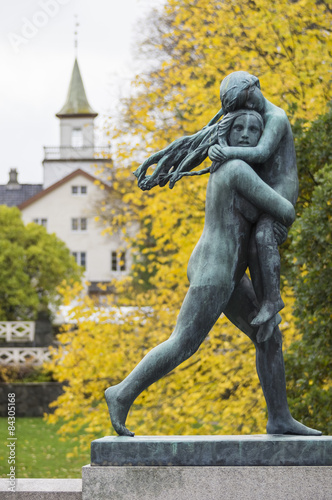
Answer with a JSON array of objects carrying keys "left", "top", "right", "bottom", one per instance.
[{"left": 0, "top": 0, "right": 164, "bottom": 185}]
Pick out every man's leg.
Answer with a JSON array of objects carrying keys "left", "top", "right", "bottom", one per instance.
[
  {"left": 250, "top": 215, "right": 284, "bottom": 325},
  {"left": 247, "top": 225, "right": 282, "bottom": 342},
  {"left": 224, "top": 274, "right": 321, "bottom": 435},
  {"left": 106, "top": 284, "right": 228, "bottom": 436}
]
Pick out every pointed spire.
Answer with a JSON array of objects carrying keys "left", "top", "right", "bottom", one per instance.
[
  {"left": 74, "top": 14, "right": 79, "bottom": 58},
  {"left": 56, "top": 59, "right": 98, "bottom": 118}
]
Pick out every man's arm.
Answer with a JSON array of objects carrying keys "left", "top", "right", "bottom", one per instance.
[{"left": 209, "top": 111, "right": 288, "bottom": 164}]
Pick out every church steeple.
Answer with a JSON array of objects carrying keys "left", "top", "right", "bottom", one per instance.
[
  {"left": 56, "top": 58, "right": 98, "bottom": 118},
  {"left": 43, "top": 55, "right": 111, "bottom": 189},
  {"left": 53, "top": 57, "right": 97, "bottom": 160}
]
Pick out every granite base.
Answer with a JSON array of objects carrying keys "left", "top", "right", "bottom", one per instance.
[
  {"left": 82, "top": 465, "right": 332, "bottom": 500},
  {"left": 83, "top": 435, "right": 332, "bottom": 499},
  {"left": 0, "top": 479, "right": 82, "bottom": 499}
]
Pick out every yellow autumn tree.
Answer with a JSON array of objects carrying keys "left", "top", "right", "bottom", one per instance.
[
  {"left": 46, "top": 0, "right": 331, "bottom": 452},
  {"left": 46, "top": 281, "right": 300, "bottom": 454},
  {"left": 120, "top": 0, "right": 330, "bottom": 145},
  {"left": 45, "top": 146, "right": 300, "bottom": 451}
]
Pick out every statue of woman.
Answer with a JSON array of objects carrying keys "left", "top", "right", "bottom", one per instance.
[{"left": 106, "top": 72, "right": 321, "bottom": 438}]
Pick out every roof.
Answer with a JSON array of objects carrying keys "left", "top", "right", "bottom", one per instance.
[
  {"left": 18, "top": 169, "right": 110, "bottom": 210},
  {"left": 56, "top": 58, "right": 98, "bottom": 118},
  {"left": 0, "top": 184, "right": 43, "bottom": 207}
]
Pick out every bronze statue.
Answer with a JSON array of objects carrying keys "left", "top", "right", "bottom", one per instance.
[{"left": 105, "top": 71, "right": 321, "bottom": 437}]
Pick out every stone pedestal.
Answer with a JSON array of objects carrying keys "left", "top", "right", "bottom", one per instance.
[
  {"left": 0, "top": 479, "right": 82, "bottom": 499},
  {"left": 82, "top": 435, "right": 332, "bottom": 500}
]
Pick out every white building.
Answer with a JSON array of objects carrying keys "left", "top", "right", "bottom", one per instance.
[
  {"left": 19, "top": 168, "right": 129, "bottom": 287},
  {"left": 1, "top": 58, "right": 132, "bottom": 292}
]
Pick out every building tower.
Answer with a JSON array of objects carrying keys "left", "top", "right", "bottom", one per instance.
[{"left": 43, "top": 58, "right": 110, "bottom": 188}]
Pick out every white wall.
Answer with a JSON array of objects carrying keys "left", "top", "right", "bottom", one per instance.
[
  {"left": 43, "top": 159, "right": 107, "bottom": 189},
  {"left": 21, "top": 173, "right": 131, "bottom": 283},
  {"left": 59, "top": 116, "right": 95, "bottom": 149}
]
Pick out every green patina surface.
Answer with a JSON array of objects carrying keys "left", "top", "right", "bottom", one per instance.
[
  {"left": 56, "top": 58, "right": 97, "bottom": 117},
  {"left": 91, "top": 435, "right": 332, "bottom": 467}
]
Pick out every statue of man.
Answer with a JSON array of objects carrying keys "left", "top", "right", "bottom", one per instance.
[{"left": 105, "top": 71, "right": 321, "bottom": 438}]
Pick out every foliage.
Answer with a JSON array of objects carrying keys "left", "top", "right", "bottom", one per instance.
[
  {"left": 105, "top": 0, "right": 331, "bottom": 286},
  {"left": 285, "top": 165, "right": 332, "bottom": 433},
  {"left": 46, "top": 0, "right": 331, "bottom": 450},
  {"left": 46, "top": 283, "right": 299, "bottom": 452},
  {"left": 125, "top": 0, "right": 331, "bottom": 144},
  {"left": 279, "top": 103, "right": 332, "bottom": 281},
  {"left": 0, "top": 365, "right": 54, "bottom": 383},
  {"left": 293, "top": 103, "right": 332, "bottom": 210},
  {"left": 0, "top": 206, "right": 82, "bottom": 320}
]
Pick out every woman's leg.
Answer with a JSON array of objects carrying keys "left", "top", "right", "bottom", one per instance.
[
  {"left": 106, "top": 284, "right": 230, "bottom": 436},
  {"left": 224, "top": 275, "right": 321, "bottom": 435}
]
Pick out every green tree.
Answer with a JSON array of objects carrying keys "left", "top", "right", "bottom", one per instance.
[
  {"left": 279, "top": 104, "right": 332, "bottom": 279},
  {"left": 294, "top": 103, "right": 332, "bottom": 211},
  {"left": 285, "top": 164, "right": 332, "bottom": 433},
  {"left": 0, "top": 206, "right": 82, "bottom": 320}
]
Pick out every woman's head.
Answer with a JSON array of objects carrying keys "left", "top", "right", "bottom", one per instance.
[
  {"left": 228, "top": 112, "right": 263, "bottom": 147},
  {"left": 220, "top": 71, "right": 262, "bottom": 113},
  {"left": 218, "top": 109, "right": 264, "bottom": 147}
]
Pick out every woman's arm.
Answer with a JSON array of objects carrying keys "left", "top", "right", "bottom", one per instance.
[{"left": 209, "top": 111, "right": 288, "bottom": 164}]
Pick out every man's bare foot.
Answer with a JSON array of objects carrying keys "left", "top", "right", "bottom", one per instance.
[
  {"left": 267, "top": 416, "right": 322, "bottom": 436},
  {"left": 105, "top": 386, "right": 135, "bottom": 437},
  {"left": 256, "top": 313, "right": 281, "bottom": 343},
  {"left": 251, "top": 298, "right": 284, "bottom": 326}
]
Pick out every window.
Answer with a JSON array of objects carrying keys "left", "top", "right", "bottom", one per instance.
[
  {"left": 71, "top": 218, "right": 87, "bottom": 231},
  {"left": 80, "top": 218, "right": 87, "bottom": 231},
  {"left": 72, "top": 252, "right": 86, "bottom": 268},
  {"left": 71, "top": 186, "right": 87, "bottom": 195},
  {"left": 71, "top": 128, "right": 83, "bottom": 148},
  {"left": 111, "top": 251, "right": 126, "bottom": 272},
  {"left": 33, "top": 218, "right": 47, "bottom": 228}
]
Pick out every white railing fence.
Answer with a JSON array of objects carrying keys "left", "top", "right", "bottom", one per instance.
[
  {"left": 0, "top": 322, "right": 35, "bottom": 342},
  {"left": 0, "top": 348, "right": 52, "bottom": 366}
]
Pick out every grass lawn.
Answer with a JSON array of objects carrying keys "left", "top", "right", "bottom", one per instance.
[{"left": 0, "top": 417, "right": 90, "bottom": 478}]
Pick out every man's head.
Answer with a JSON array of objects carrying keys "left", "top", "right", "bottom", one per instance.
[
  {"left": 228, "top": 112, "right": 263, "bottom": 147},
  {"left": 220, "top": 71, "right": 264, "bottom": 114}
]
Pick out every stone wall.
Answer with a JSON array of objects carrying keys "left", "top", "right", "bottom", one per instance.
[{"left": 0, "top": 382, "right": 63, "bottom": 417}]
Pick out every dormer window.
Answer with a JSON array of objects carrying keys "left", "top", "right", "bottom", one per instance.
[
  {"left": 71, "top": 128, "right": 83, "bottom": 148},
  {"left": 72, "top": 186, "right": 87, "bottom": 195}
]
